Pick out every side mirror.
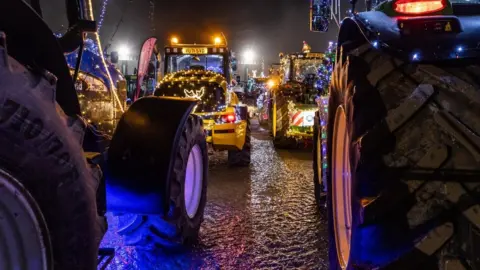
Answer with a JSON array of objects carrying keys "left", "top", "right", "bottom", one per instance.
[
  {"left": 310, "top": 0, "right": 330, "bottom": 32},
  {"left": 111, "top": 51, "right": 119, "bottom": 64}
]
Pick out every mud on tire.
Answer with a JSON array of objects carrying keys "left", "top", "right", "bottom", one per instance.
[
  {"left": 327, "top": 43, "right": 480, "bottom": 269},
  {"left": 0, "top": 42, "right": 104, "bottom": 269},
  {"left": 117, "top": 115, "right": 208, "bottom": 249}
]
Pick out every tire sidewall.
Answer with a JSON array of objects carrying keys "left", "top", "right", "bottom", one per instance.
[
  {"left": 0, "top": 70, "right": 100, "bottom": 268},
  {"left": 326, "top": 93, "right": 343, "bottom": 270},
  {"left": 327, "top": 54, "right": 366, "bottom": 270},
  {"left": 177, "top": 115, "right": 208, "bottom": 239}
]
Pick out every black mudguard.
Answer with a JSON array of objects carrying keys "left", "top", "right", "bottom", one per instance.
[
  {"left": 339, "top": 12, "right": 480, "bottom": 62},
  {"left": 106, "top": 96, "right": 197, "bottom": 215}
]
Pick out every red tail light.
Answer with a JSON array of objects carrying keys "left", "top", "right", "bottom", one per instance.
[
  {"left": 394, "top": 0, "right": 445, "bottom": 15},
  {"left": 221, "top": 113, "right": 236, "bottom": 123}
]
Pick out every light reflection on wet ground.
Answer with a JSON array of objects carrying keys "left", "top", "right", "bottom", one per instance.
[{"left": 100, "top": 122, "right": 329, "bottom": 269}]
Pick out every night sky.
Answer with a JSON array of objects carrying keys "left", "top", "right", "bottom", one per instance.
[{"left": 43, "top": 0, "right": 343, "bottom": 68}]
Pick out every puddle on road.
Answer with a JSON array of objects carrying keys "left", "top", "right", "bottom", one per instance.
[{"left": 101, "top": 136, "right": 329, "bottom": 270}]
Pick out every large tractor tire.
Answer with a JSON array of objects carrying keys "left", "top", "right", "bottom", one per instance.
[
  {"left": 0, "top": 38, "right": 104, "bottom": 269},
  {"left": 313, "top": 112, "right": 326, "bottom": 209},
  {"left": 228, "top": 118, "right": 252, "bottom": 166},
  {"left": 270, "top": 92, "right": 297, "bottom": 149},
  {"left": 327, "top": 42, "right": 480, "bottom": 269},
  {"left": 117, "top": 115, "right": 208, "bottom": 250}
]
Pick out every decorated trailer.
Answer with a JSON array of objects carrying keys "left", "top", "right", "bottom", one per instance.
[
  {"left": 0, "top": 1, "right": 209, "bottom": 269},
  {"left": 311, "top": 0, "right": 480, "bottom": 269}
]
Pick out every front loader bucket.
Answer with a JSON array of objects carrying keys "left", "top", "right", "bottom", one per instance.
[{"left": 105, "top": 96, "right": 197, "bottom": 215}]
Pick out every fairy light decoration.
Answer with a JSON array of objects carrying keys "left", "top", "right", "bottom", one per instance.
[
  {"left": 97, "top": 0, "right": 109, "bottom": 33},
  {"left": 318, "top": 96, "right": 329, "bottom": 182},
  {"left": 158, "top": 70, "right": 229, "bottom": 114},
  {"left": 316, "top": 41, "right": 336, "bottom": 180},
  {"left": 85, "top": 0, "right": 124, "bottom": 114},
  {"left": 184, "top": 87, "right": 205, "bottom": 99},
  {"left": 53, "top": 0, "right": 126, "bottom": 134}
]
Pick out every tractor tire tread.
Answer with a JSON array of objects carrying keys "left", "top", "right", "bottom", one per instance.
[
  {"left": 328, "top": 43, "right": 480, "bottom": 269},
  {"left": 0, "top": 45, "right": 104, "bottom": 269}
]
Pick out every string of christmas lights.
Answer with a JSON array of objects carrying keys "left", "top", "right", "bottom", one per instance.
[
  {"left": 158, "top": 70, "right": 229, "bottom": 113},
  {"left": 85, "top": 0, "right": 124, "bottom": 114},
  {"left": 149, "top": 0, "right": 156, "bottom": 33},
  {"left": 317, "top": 41, "right": 336, "bottom": 186},
  {"left": 316, "top": 41, "right": 336, "bottom": 96},
  {"left": 97, "top": 0, "right": 109, "bottom": 33},
  {"left": 184, "top": 87, "right": 206, "bottom": 99},
  {"left": 318, "top": 96, "right": 329, "bottom": 183}
]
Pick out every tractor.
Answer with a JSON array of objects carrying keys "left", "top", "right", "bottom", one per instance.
[
  {"left": 311, "top": 0, "right": 480, "bottom": 268},
  {"left": 261, "top": 42, "right": 326, "bottom": 148},
  {"left": 157, "top": 36, "right": 251, "bottom": 166},
  {"left": 0, "top": 1, "right": 208, "bottom": 269}
]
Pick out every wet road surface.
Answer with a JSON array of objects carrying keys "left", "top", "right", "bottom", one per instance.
[{"left": 101, "top": 120, "right": 329, "bottom": 269}]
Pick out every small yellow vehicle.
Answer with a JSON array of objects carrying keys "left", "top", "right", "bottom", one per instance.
[
  {"left": 156, "top": 71, "right": 250, "bottom": 166},
  {"left": 156, "top": 36, "right": 251, "bottom": 166}
]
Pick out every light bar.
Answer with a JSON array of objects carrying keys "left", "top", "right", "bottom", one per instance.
[
  {"left": 214, "top": 37, "right": 222, "bottom": 45},
  {"left": 394, "top": 0, "right": 445, "bottom": 15}
]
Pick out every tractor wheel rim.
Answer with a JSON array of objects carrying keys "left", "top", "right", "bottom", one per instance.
[
  {"left": 332, "top": 106, "right": 352, "bottom": 269},
  {"left": 184, "top": 144, "right": 204, "bottom": 219},
  {"left": 316, "top": 127, "right": 323, "bottom": 185},
  {"left": 0, "top": 169, "right": 51, "bottom": 270}
]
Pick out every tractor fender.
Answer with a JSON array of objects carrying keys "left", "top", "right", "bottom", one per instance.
[
  {"left": 105, "top": 96, "right": 197, "bottom": 215},
  {"left": 338, "top": 12, "right": 480, "bottom": 62}
]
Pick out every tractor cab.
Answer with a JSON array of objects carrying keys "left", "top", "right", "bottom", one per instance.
[
  {"left": 279, "top": 46, "right": 325, "bottom": 105},
  {"left": 163, "top": 35, "right": 237, "bottom": 84}
]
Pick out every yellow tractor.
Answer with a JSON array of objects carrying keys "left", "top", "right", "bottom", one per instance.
[
  {"left": 157, "top": 36, "right": 250, "bottom": 166},
  {"left": 156, "top": 71, "right": 250, "bottom": 166}
]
